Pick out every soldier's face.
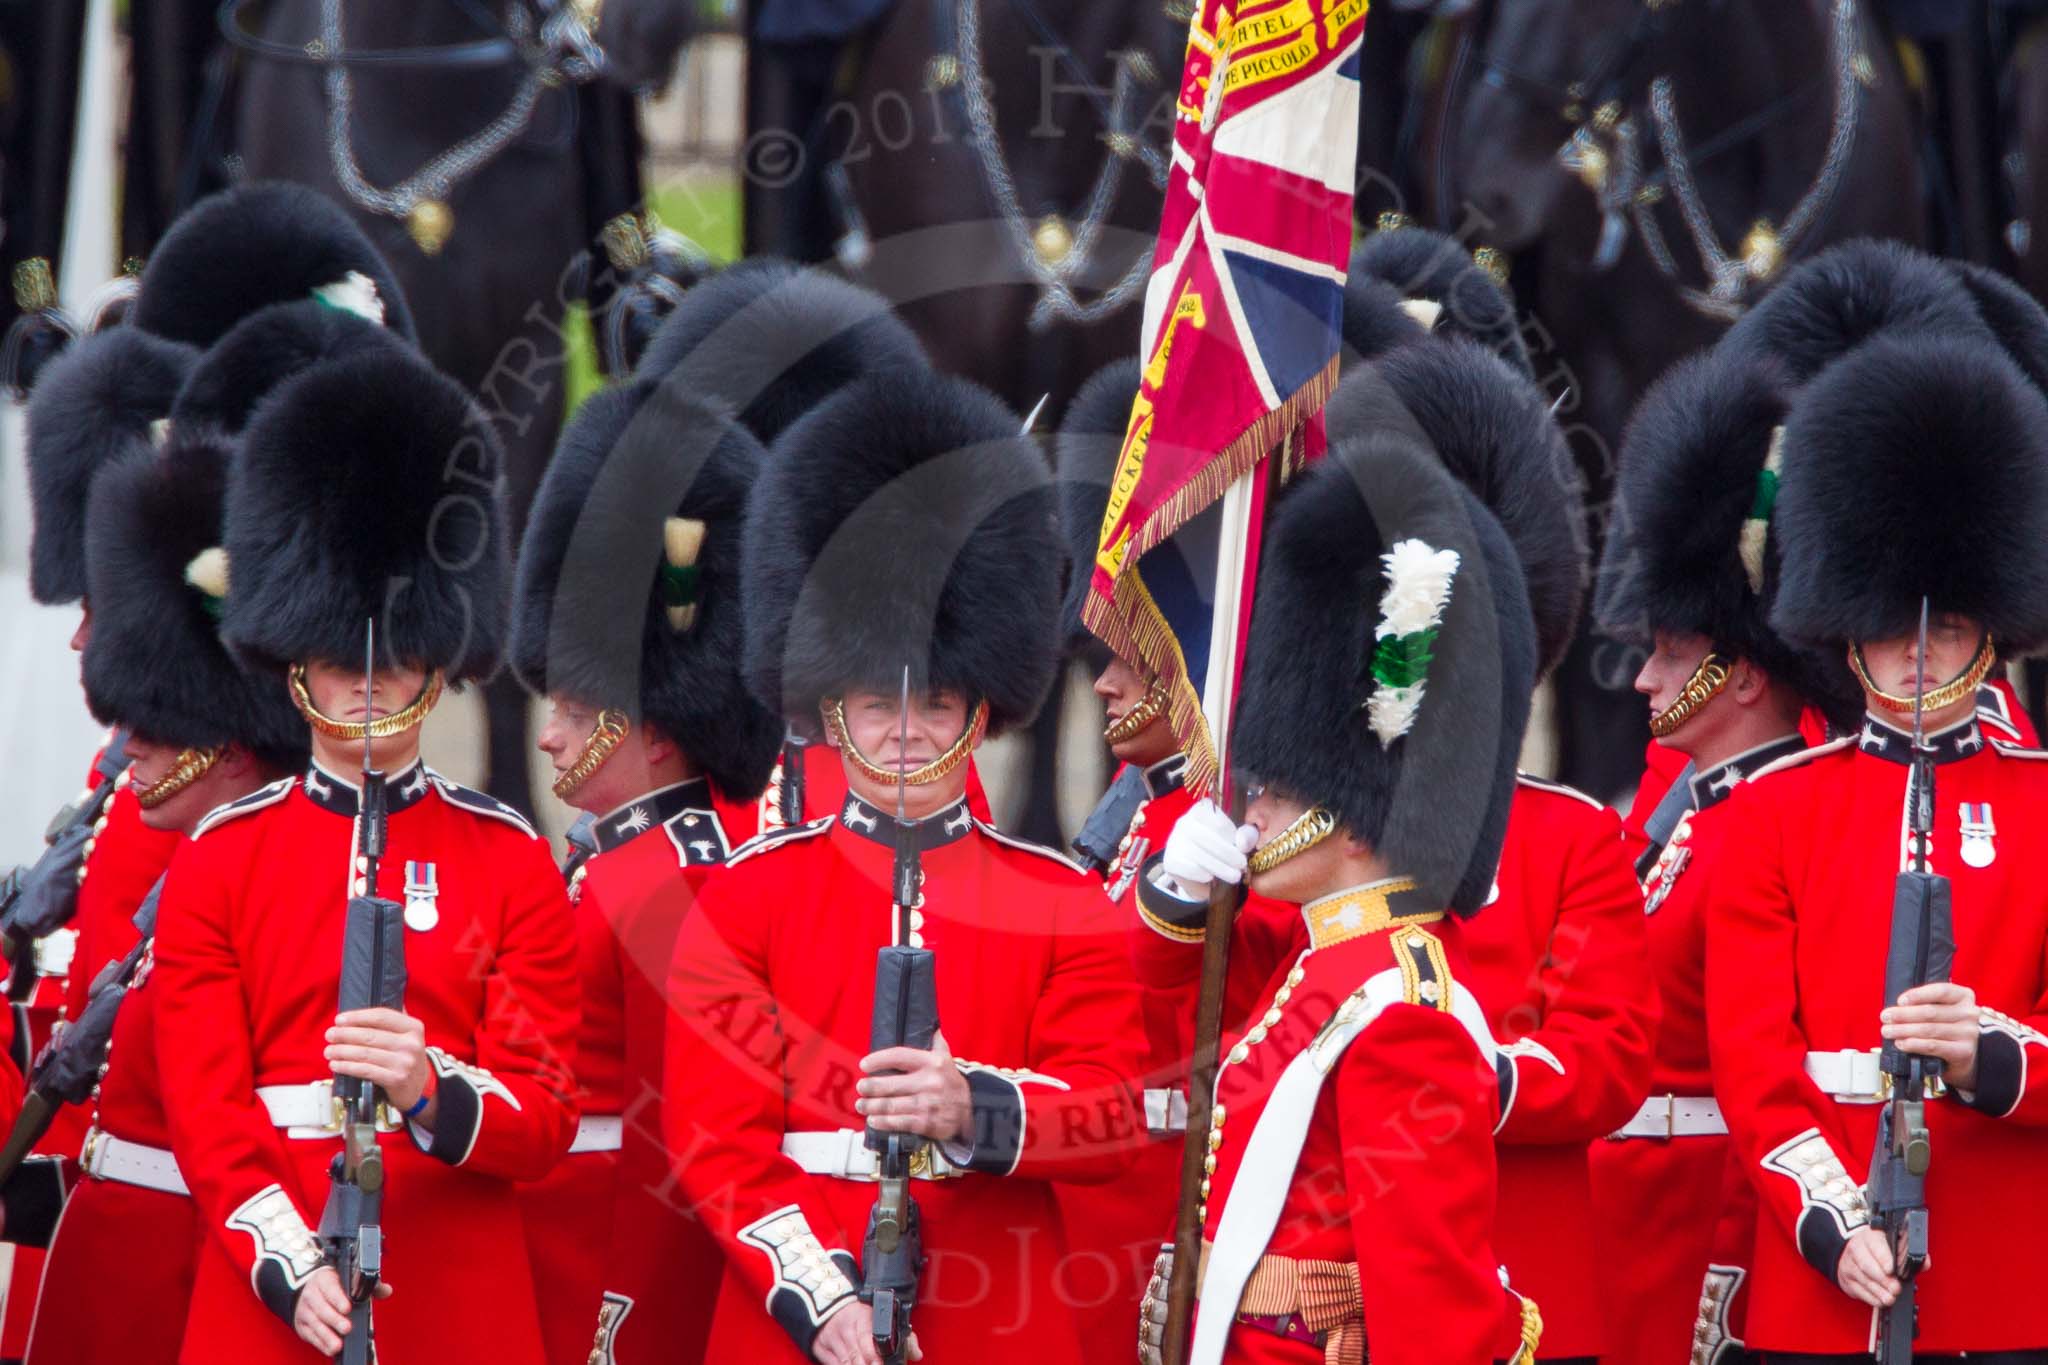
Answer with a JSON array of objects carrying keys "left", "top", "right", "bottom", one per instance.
[
  {"left": 300, "top": 656, "right": 431, "bottom": 769},
  {"left": 69, "top": 599, "right": 91, "bottom": 654},
  {"left": 830, "top": 685, "right": 975, "bottom": 820},
  {"left": 1244, "top": 786, "right": 1340, "bottom": 901},
  {"left": 1635, "top": 631, "right": 1726, "bottom": 752},
  {"left": 1093, "top": 656, "right": 1176, "bottom": 767},
  {"left": 538, "top": 696, "right": 661, "bottom": 815},
  {"left": 1853, "top": 613, "right": 1986, "bottom": 727},
  {"left": 127, "top": 736, "right": 241, "bottom": 835}
]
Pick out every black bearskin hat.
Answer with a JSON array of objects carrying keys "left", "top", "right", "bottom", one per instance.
[
  {"left": 1339, "top": 273, "right": 1429, "bottom": 369},
  {"left": 172, "top": 298, "right": 411, "bottom": 437},
  {"left": 512, "top": 381, "right": 784, "bottom": 800},
  {"left": 744, "top": 368, "right": 1059, "bottom": 733},
  {"left": 1772, "top": 332, "right": 2048, "bottom": 652},
  {"left": 1719, "top": 238, "right": 1986, "bottom": 383},
  {"left": 132, "top": 181, "right": 416, "bottom": 347},
  {"left": 1233, "top": 435, "right": 1535, "bottom": 914},
  {"left": 1949, "top": 260, "right": 2048, "bottom": 397},
  {"left": 1327, "top": 336, "right": 1586, "bottom": 677},
  {"left": 25, "top": 327, "right": 196, "bottom": 604},
  {"left": 634, "top": 257, "right": 927, "bottom": 444},
  {"left": 81, "top": 432, "right": 310, "bottom": 772},
  {"left": 1345, "top": 227, "right": 1532, "bottom": 377},
  {"left": 223, "top": 348, "right": 508, "bottom": 680},
  {"left": 1596, "top": 348, "right": 1860, "bottom": 728}
]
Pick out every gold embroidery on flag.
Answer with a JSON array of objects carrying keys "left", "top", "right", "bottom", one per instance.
[
  {"left": 1225, "top": 25, "right": 1318, "bottom": 92},
  {"left": 1323, "top": 0, "right": 1369, "bottom": 47},
  {"left": 1231, "top": 0, "right": 1313, "bottom": 52}
]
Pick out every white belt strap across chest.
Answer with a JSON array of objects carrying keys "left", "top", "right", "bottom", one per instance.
[
  {"left": 1188, "top": 968, "right": 1495, "bottom": 1365},
  {"left": 1608, "top": 1094, "right": 1726, "bottom": 1139},
  {"left": 80, "top": 1128, "right": 189, "bottom": 1196}
]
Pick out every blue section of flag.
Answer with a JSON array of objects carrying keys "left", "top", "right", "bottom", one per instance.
[
  {"left": 1222, "top": 250, "right": 1344, "bottom": 402},
  {"left": 1337, "top": 41, "right": 1362, "bottom": 82}
]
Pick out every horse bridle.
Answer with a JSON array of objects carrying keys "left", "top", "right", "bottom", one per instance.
[
  {"left": 1473, "top": 0, "right": 1680, "bottom": 131},
  {"left": 218, "top": 0, "right": 594, "bottom": 72}
]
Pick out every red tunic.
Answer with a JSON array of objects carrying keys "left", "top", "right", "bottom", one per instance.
[
  {"left": 151, "top": 760, "right": 580, "bottom": 1365},
  {"left": 1188, "top": 880, "right": 1519, "bottom": 1365},
  {"left": 1586, "top": 735, "right": 1806, "bottom": 1365},
  {"left": 1459, "top": 777, "right": 1658, "bottom": 1358},
  {"left": 1705, "top": 716, "right": 2048, "bottom": 1352},
  {"left": 27, "top": 869, "right": 194, "bottom": 1365},
  {"left": 663, "top": 791, "right": 1145, "bottom": 1363},
  {"left": 525, "top": 778, "right": 738, "bottom": 1365}
]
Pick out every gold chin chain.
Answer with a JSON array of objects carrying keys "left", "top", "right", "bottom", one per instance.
[
  {"left": 134, "top": 746, "right": 225, "bottom": 810},
  {"left": 1103, "top": 680, "right": 1170, "bottom": 745},
  {"left": 1247, "top": 806, "right": 1338, "bottom": 874},
  {"left": 1649, "top": 654, "right": 1733, "bottom": 738},
  {"left": 552, "top": 708, "right": 631, "bottom": 801},
  {"left": 289, "top": 665, "right": 445, "bottom": 740},
  {"left": 1851, "top": 633, "right": 1996, "bottom": 714},
  {"left": 825, "top": 697, "right": 988, "bottom": 787}
]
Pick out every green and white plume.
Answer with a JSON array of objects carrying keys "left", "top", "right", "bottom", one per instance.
[{"left": 1366, "top": 539, "right": 1460, "bottom": 745}]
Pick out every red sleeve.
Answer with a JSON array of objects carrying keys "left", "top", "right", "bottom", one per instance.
[
  {"left": 1702, "top": 789, "right": 1869, "bottom": 1286},
  {"left": 1129, "top": 868, "right": 1302, "bottom": 1036},
  {"left": 1494, "top": 805, "right": 1658, "bottom": 1143},
  {"left": 663, "top": 856, "right": 863, "bottom": 1353},
  {"left": 1342, "top": 1003, "right": 1510, "bottom": 1365},
  {"left": 153, "top": 836, "right": 329, "bottom": 1323},
  {"left": 410, "top": 832, "right": 581, "bottom": 1180}
]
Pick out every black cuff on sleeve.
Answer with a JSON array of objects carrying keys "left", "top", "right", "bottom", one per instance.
[
  {"left": 422, "top": 1072, "right": 482, "bottom": 1166},
  {"left": 255, "top": 1258, "right": 307, "bottom": 1328},
  {"left": 1955, "top": 1028, "right": 2024, "bottom": 1118},
  {"left": 1797, "top": 1206, "right": 1854, "bottom": 1286},
  {"left": 1135, "top": 855, "right": 1207, "bottom": 932},
  {"left": 0, "top": 1155, "right": 66, "bottom": 1248},
  {"left": 1494, "top": 1053, "right": 1518, "bottom": 1130},
  {"left": 962, "top": 1068, "right": 1026, "bottom": 1175},
  {"left": 767, "top": 1252, "right": 860, "bottom": 1357}
]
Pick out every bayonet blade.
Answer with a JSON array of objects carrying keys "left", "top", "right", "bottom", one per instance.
[{"left": 895, "top": 665, "right": 910, "bottom": 826}]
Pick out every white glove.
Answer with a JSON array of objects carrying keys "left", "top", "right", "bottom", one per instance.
[{"left": 1160, "top": 799, "right": 1256, "bottom": 895}]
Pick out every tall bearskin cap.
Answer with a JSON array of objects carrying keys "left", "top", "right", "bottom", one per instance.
[
  {"left": 1596, "top": 349, "right": 1860, "bottom": 727},
  {"left": 1327, "top": 337, "right": 1585, "bottom": 677},
  {"left": 1347, "top": 228, "right": 1532, "bottom": 376},
  {"left": 744, "top": 368, "right": 1059, "bottom": 733},
  {"left": 1339, "top": 273, "right": 1429, "bottom": 368},
  {"left": 1772, "top": 332, "right": 2048, "bottom": 652},
  {"left": 1719, "top": 238, "right": 1986, "bottom": 383},
  {"left": 223, "top": 348, "right": 509, "bottom": 680},
  {"left": 634, "top": 257, "right": 927, "bottom": 445},
  {"left": 1949, "top": 260, "right": 2048, "bottom": 397},
  {"left": 172, "top": 299, "right": 410, "bottom": 437},
  {"left": 1233, "top": 435, "right": 1535, "bottom": 915},
  {"left": 132, "top": 182, "right": 416, "bottom": 348},
  {"left": 81, "top": 433, "right": 310, "bottom": 772},
  {"left": 25, "top": 327, "right": 197, "bottom": 604},
  {"left": 512, "top": 381, "right": 784, "bottom": 799}
]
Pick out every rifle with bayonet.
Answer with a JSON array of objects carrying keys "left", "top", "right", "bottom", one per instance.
[
  {"left": 1869, "top": 599, "right": 1955, "bottom": 1365},
  {"left": 0, "top": 876, "right": 163, "bottom": 1188},
  {"left": 0, "top": 737, "right": 134, "bottom": 1002},
  {"left": 859, "top": 667, "right": 937, "bottom": 1365},
  {"left": 316, "top": 622, "right": 408, "bottom": 1365}
]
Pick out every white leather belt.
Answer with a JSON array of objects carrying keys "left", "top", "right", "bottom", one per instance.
[
  {"left": 256, "top": 1081, "right": 406, "bottom": 1138},
  {"left": 1145, "top": 1087, "right": 1188, "bottom": 1137},
  {"left": 780, "top": 1129, "right": 965, "bottom": 1181},
  {"left": 32, "top": 928, "right": 77, "bottom": 979},
  {"left": 569, "top": 1114, "right": 623, "bottom": 1154},
  {"left": 80, "top": 1128, "right": 188, "bottom": 1196},
  {"left": 1608, "top": 1094, "right": 1727, "bottom": 1139},
  {"left": 1804, "top": 1049, "right": 1889, "bottom": 1103}
]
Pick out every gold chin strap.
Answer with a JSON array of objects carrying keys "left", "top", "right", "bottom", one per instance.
[
  {"left": 825, "top": 696, "right": 988, "bottom": 788},
  {"left": 134, "top": 746, "right": 225, "bottom": 810},
  {"left": 289, "top": 665, "right": 445, "bottom": 740},
  {"left": 1247, "top": 806, "right": 1337, "bottom": 874},
  {"left": 1648, "top": 653, "right": 1733, "bottom": 739},
  {"left": 1103, "top": 679, "right": 1170, "bottom": 745},
  {"left": 552, "top": 708, "right": 631, "bottom": 801},
  {"left": 1851, "top": 632, "right": 1996, "bottom": 714}
]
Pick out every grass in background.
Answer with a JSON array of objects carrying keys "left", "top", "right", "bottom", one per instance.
[{"left": 560, "top": 171, "right": 743, "bottom": 412}]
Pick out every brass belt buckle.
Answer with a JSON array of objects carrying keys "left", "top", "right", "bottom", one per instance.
[
  {"left": 80, "top": 1126, "right": 103, "bottom": 1177},
  {"left": 1664, "top": 1094, "right": 1677, "bottom": 1140}
]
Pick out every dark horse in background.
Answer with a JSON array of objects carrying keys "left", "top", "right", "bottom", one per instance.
[
  {"left": 209, "top": 0, "right": 695, "bottom": 814},
  {"left": 1411, "top": 0, "right": 1927, "bottom": 798}
]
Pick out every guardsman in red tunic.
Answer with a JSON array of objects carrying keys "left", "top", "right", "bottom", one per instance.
[
  {"left": 664, "top": 368, "right": 1146, "bottom": 1365},
  {"left": 1705, "top": 316, "right": 2048, "bottom": 1360},
  {"left": 1583, "top": 344, "right": 1864, "bottom": 1365},
  {"left": 1331, "top": 249, "right": 1658, "bottom": 1361},
  {"left": 510, "top": 378, "right": 786, "bottom": 1365},
  {"left": 1132, "top": 435, "right": 1542, "bottom": 1365},
  {"left": 12, "top": 413, "right": 314, "bottom": 1363},
  {"left": 150, "top": 345, "right": 579, "bottom": 1365}
]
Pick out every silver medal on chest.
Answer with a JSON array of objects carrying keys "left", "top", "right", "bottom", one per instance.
[
  {"left": 403, "top": 859, "right": 441, "bottom": 931},
  {"left": 1959, "top": 802, "right": 1997, "bottom": 869}
]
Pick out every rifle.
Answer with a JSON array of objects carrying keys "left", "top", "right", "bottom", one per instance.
[
  {"left": 1, "top": 736, "right": 133, "bottom": 1000},
  {"left": 315, "top": 622, "right": 408, "bottom": 1365},
  {"left": 1869, "top": 599, "right": 1955, "bottom": 1365},
  {"left": 0, "top": 878, "right": 163, "bottom": 1187},
  {"left": 859, "top": 667, "right": 937, "bottom": 1365}
]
